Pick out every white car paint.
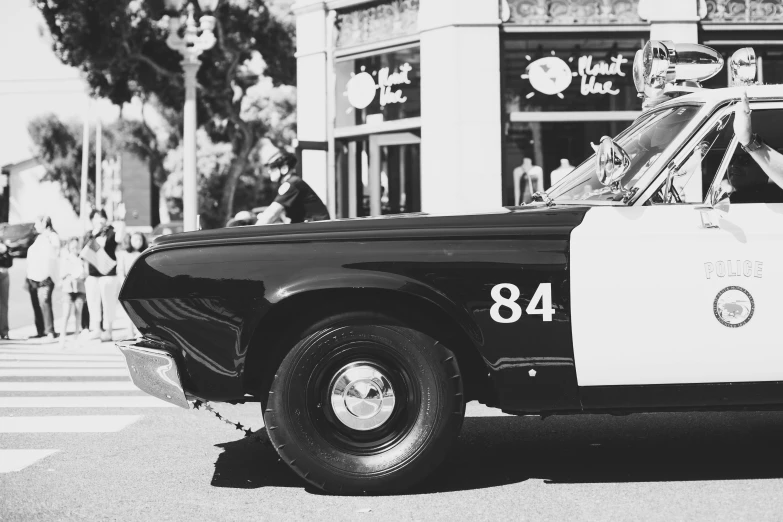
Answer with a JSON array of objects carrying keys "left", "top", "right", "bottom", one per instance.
[{"left": 570, "top": 203, "right": 783, "bottom": 386}]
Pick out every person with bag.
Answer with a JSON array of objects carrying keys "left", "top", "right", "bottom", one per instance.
[
  {"left": 25, "top": 216, "right": 60, "bottom": 341},
  {"left": 59, "top": 237, "right": 87, "bottom": 347},
  {"left": 0, "top": 240, "right": 12, "bottom": 340},
  {"left": 81, "top": 209, "right": 118, "bottom": 342}
]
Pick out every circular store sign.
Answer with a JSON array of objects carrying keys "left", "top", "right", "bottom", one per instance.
[
  {"left": 526, "top": 56, "right": 573, "bottom": 96},
  {"left": 713, "top": 286, "right": 755, "bottom": 328},
  {"left": 345, "top": 71, "right": 377, "bottom": 110}
]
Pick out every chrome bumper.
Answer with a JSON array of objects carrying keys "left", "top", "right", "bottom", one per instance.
[{"left": 117, "top": 339, "right": 191, "bottom": 409}]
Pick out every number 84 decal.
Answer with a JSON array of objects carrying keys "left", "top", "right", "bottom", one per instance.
[{"left": 490, "top": 283, "right": 554, "bottom": 323}]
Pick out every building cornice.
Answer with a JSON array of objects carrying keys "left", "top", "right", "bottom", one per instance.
[
  {"left": 292, "top": 0, "right": 326, "bottom": 15},
  {"left": 326, "top": 0, "right": 376, "bottom": 10}
]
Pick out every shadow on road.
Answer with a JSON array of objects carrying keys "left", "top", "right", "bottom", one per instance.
[{"left": 211, "top": 411, "right": 783, "bottom": 494}]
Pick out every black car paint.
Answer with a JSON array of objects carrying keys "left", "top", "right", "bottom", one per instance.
[{"left": 120, "top": 207, "right": 590, "bottom": 412}]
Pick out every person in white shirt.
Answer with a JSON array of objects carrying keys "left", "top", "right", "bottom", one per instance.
[{"left": 25, "top": 216, "right": 61, "bottom": 341}]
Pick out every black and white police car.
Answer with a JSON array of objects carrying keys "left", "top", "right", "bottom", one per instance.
[{"left": 117, "top": 41, "right": 783, "bottom": 494}]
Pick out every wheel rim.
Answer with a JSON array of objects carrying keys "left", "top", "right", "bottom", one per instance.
[
  {"left": 305, "top": 340, "right": 420, "bottom": 455},
  {"left": 329, "top": 362, "right": 396, "bottom": 431}
]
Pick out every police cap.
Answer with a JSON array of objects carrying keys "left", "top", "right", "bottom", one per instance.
[{"left": 266, "top": 151, "right": 297, "bottom": 170}]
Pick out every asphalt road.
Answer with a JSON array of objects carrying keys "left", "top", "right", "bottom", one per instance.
[{"left": 2, "top": 339, "right": 783, "bottom": 521}]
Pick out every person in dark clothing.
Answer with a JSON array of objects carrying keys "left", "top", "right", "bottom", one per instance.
[
  {"left": 255, "top": 152, "right": 330, "bottom": 225},
  {"left": 0, "top": 240, "right": 12, "bottom": 339},
  {"left": 82, "top": 209, "right": 119, "bottom": 342}
]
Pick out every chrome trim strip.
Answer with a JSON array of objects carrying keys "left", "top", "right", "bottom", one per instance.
[{"left": 116, "top": 340, "right": 191, "bottom": 410}]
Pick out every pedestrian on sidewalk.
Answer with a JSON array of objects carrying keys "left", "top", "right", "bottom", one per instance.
[
  {"left": 0, "top": 240, "right": 12, "bottom": 340},
  {"left": 82, "top": 209, "right": 118, "bottom": 343},
  {"left": 59, "top": 236, "right": 87, "bottom": 347},
  {"left": 117, "top": 231, "right": 147, "bottom": 338},
  {"left": 25, "top": 215, "right": 61, "bottom": 341}
]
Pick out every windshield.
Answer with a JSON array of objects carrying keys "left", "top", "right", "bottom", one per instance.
[{"left": 546, "top": 105, "right": 703, "bottom": 203}]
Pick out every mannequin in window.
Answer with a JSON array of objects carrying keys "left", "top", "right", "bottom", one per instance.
[
  {"left": 513, "top": 157, "right": 543, "bottom": 205},
  {"left": 549, "top": 159, "right": 574, "bottom": 188}
]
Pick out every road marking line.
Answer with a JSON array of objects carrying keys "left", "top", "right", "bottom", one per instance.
[
  {"left": 0, "top": 362, "right": 126, "bottom": 368},
  {"left": 0, "top": 450, "right": 59, "bottom": 473},
  {"left": 0, "top": 382, "right": 137, "bottom": 392},
  {"left": 0, "top": 396, "right": 173, "bottom": 408},
  {"left": 0, "top": 354, "right": 124, "bottom": 361},
  {"left": 0, "top": 369, "right": 129, "bottom": 377},
  {"left": 0, "top": 415, "right": 142, "bottom": 433}
]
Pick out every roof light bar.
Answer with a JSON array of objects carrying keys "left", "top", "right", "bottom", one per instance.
[
  {"left": 729, "top": 47, "right": 757, "bottom": 86},
  {"left": 633, "top": 41, "right": 725, "bottom": 107}
]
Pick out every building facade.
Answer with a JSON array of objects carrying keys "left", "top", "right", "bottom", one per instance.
[{"left": 292, "top": 0, "right": 783, "bottom": 216}]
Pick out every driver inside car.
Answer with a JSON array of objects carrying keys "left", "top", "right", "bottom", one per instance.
[{"left": 732, "top": 90, "right": 783, "bottom": 192}]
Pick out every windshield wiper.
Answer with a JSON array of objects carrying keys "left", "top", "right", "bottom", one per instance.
[{"left": 531, "top": 191, "right": 554, "bottom": 207}]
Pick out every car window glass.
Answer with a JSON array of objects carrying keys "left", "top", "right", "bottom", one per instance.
[
  {"left": 721, "top": 109, "right": 783, "bottom": 204},
  {"left": 672, "top": 112, "right": 735, "bottom": 204}
]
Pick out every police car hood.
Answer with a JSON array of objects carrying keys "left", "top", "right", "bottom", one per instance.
[{"left": 150, "top": 205, "right": 589, "bottom": 251}]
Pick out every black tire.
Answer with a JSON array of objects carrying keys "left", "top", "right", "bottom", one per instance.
[{"left": 263, "top": 312, "right": 465, "bottom": 494}]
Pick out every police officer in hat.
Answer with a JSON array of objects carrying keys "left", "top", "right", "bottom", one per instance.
[{"left": 255, "top": 151, "right": 330, "bottom": 225}]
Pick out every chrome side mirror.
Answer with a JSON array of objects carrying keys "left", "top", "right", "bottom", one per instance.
[
  {"left": 596, "top": 136, "right": 631, "bottom": 187},
  {"left": 697, "top": 180, "right": 732, "bottom": 228},
  {"left": 710, "top": 179, "right": 732, "bottom": 212}
]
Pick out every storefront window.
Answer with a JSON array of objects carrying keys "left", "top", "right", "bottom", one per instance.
[
  {"left": 335, "top": 45, "right": 421, "bottom": 127},
  {"left": 503, "top": 35, "right": 646, "bottom": 204}
]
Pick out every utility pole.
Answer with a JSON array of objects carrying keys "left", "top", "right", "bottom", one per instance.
[
  {"left": 95, "top": 119, "right": 102, "bottom": 211},
  {"left": 79, "top": 114, "right": 90, "bottom": 229}
]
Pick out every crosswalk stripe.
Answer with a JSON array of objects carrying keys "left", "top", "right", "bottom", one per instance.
[
  {"left": 0, "top": 354, "right": 124, "bottom": 361},
  {"left": 0, "top": 350, "right": 123, "bottom": 356},
  {"left": 0, "top": 369, "right": 129, "bottom": 377},
  {"left": 0, "top": 382, "right": 137, "bottom": 392},
  {"left": 0, "top": 415, "right": 142, "bottom": 433},
  {"left": 0, "top": 396, "right": 173, "bottom": 408},
  {"left": 0, "top": 450, "right": 59, "bottom": 473},
  {"left": 0, "top": 362, "right": 126, "bottom": 368}
]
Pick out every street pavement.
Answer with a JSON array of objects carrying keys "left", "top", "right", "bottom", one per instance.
[{"left": 2, "top": 335, "right": 783, "bottom": 521}]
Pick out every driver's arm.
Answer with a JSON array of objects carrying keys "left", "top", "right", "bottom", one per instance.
[
  {"left": 734, "top": 91, "right": 783, "bottom": 190},
  {"left": 255, "top": 202, "right": 286, "bottom": 225}
]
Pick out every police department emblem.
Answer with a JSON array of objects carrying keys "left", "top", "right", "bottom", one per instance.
[{"left": 713, "top": 286, "right": 754, "bottom": 328}]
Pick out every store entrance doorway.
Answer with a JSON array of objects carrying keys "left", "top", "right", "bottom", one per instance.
[
  {"left": 336, "top": 132, "right": 421, "bottom": 218},
  {"left": 369, "top": 132, "right": 421, "bottom": 216}
]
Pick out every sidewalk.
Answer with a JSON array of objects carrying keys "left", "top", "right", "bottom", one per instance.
[{"left": 5, "top": 311, "right": 135, "bottom": 347}]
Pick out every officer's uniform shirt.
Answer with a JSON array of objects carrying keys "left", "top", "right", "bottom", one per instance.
[{"left": 274, "top": 175, "right": 330, "bottom": 223}]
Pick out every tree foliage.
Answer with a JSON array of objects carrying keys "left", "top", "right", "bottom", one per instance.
[
  {"left": 27, "top": 112, "right": 171, "bottom": 220},
  {"left": 35, "top": 0, "right": 297, "bottom": 222}
]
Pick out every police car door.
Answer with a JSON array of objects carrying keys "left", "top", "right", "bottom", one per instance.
[{"left": 569, "top": 102, "right": 783, "bottom": 387}]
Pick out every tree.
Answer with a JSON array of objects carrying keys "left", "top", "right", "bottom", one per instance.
[
  {"left": 27, "top": 114, "right": 113, "bottom": 216},
  {"left": 27, "top": 111, "right": 172, "bottom": 222},
  {"left": 35, "top": 0, "right": 297, "bottom": 223}
]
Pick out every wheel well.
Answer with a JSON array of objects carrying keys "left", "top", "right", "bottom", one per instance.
[{"left": 243, "top": 288, "right": 492, "bottom": 408}]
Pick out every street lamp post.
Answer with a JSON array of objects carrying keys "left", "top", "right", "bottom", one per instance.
[{"left": 164, "top": 0, "right": 218, "bottom": 232}]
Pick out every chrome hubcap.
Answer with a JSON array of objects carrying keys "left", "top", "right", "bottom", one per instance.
[{"left": 329, "top": 362, "right": 395, "bottom": 431}]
